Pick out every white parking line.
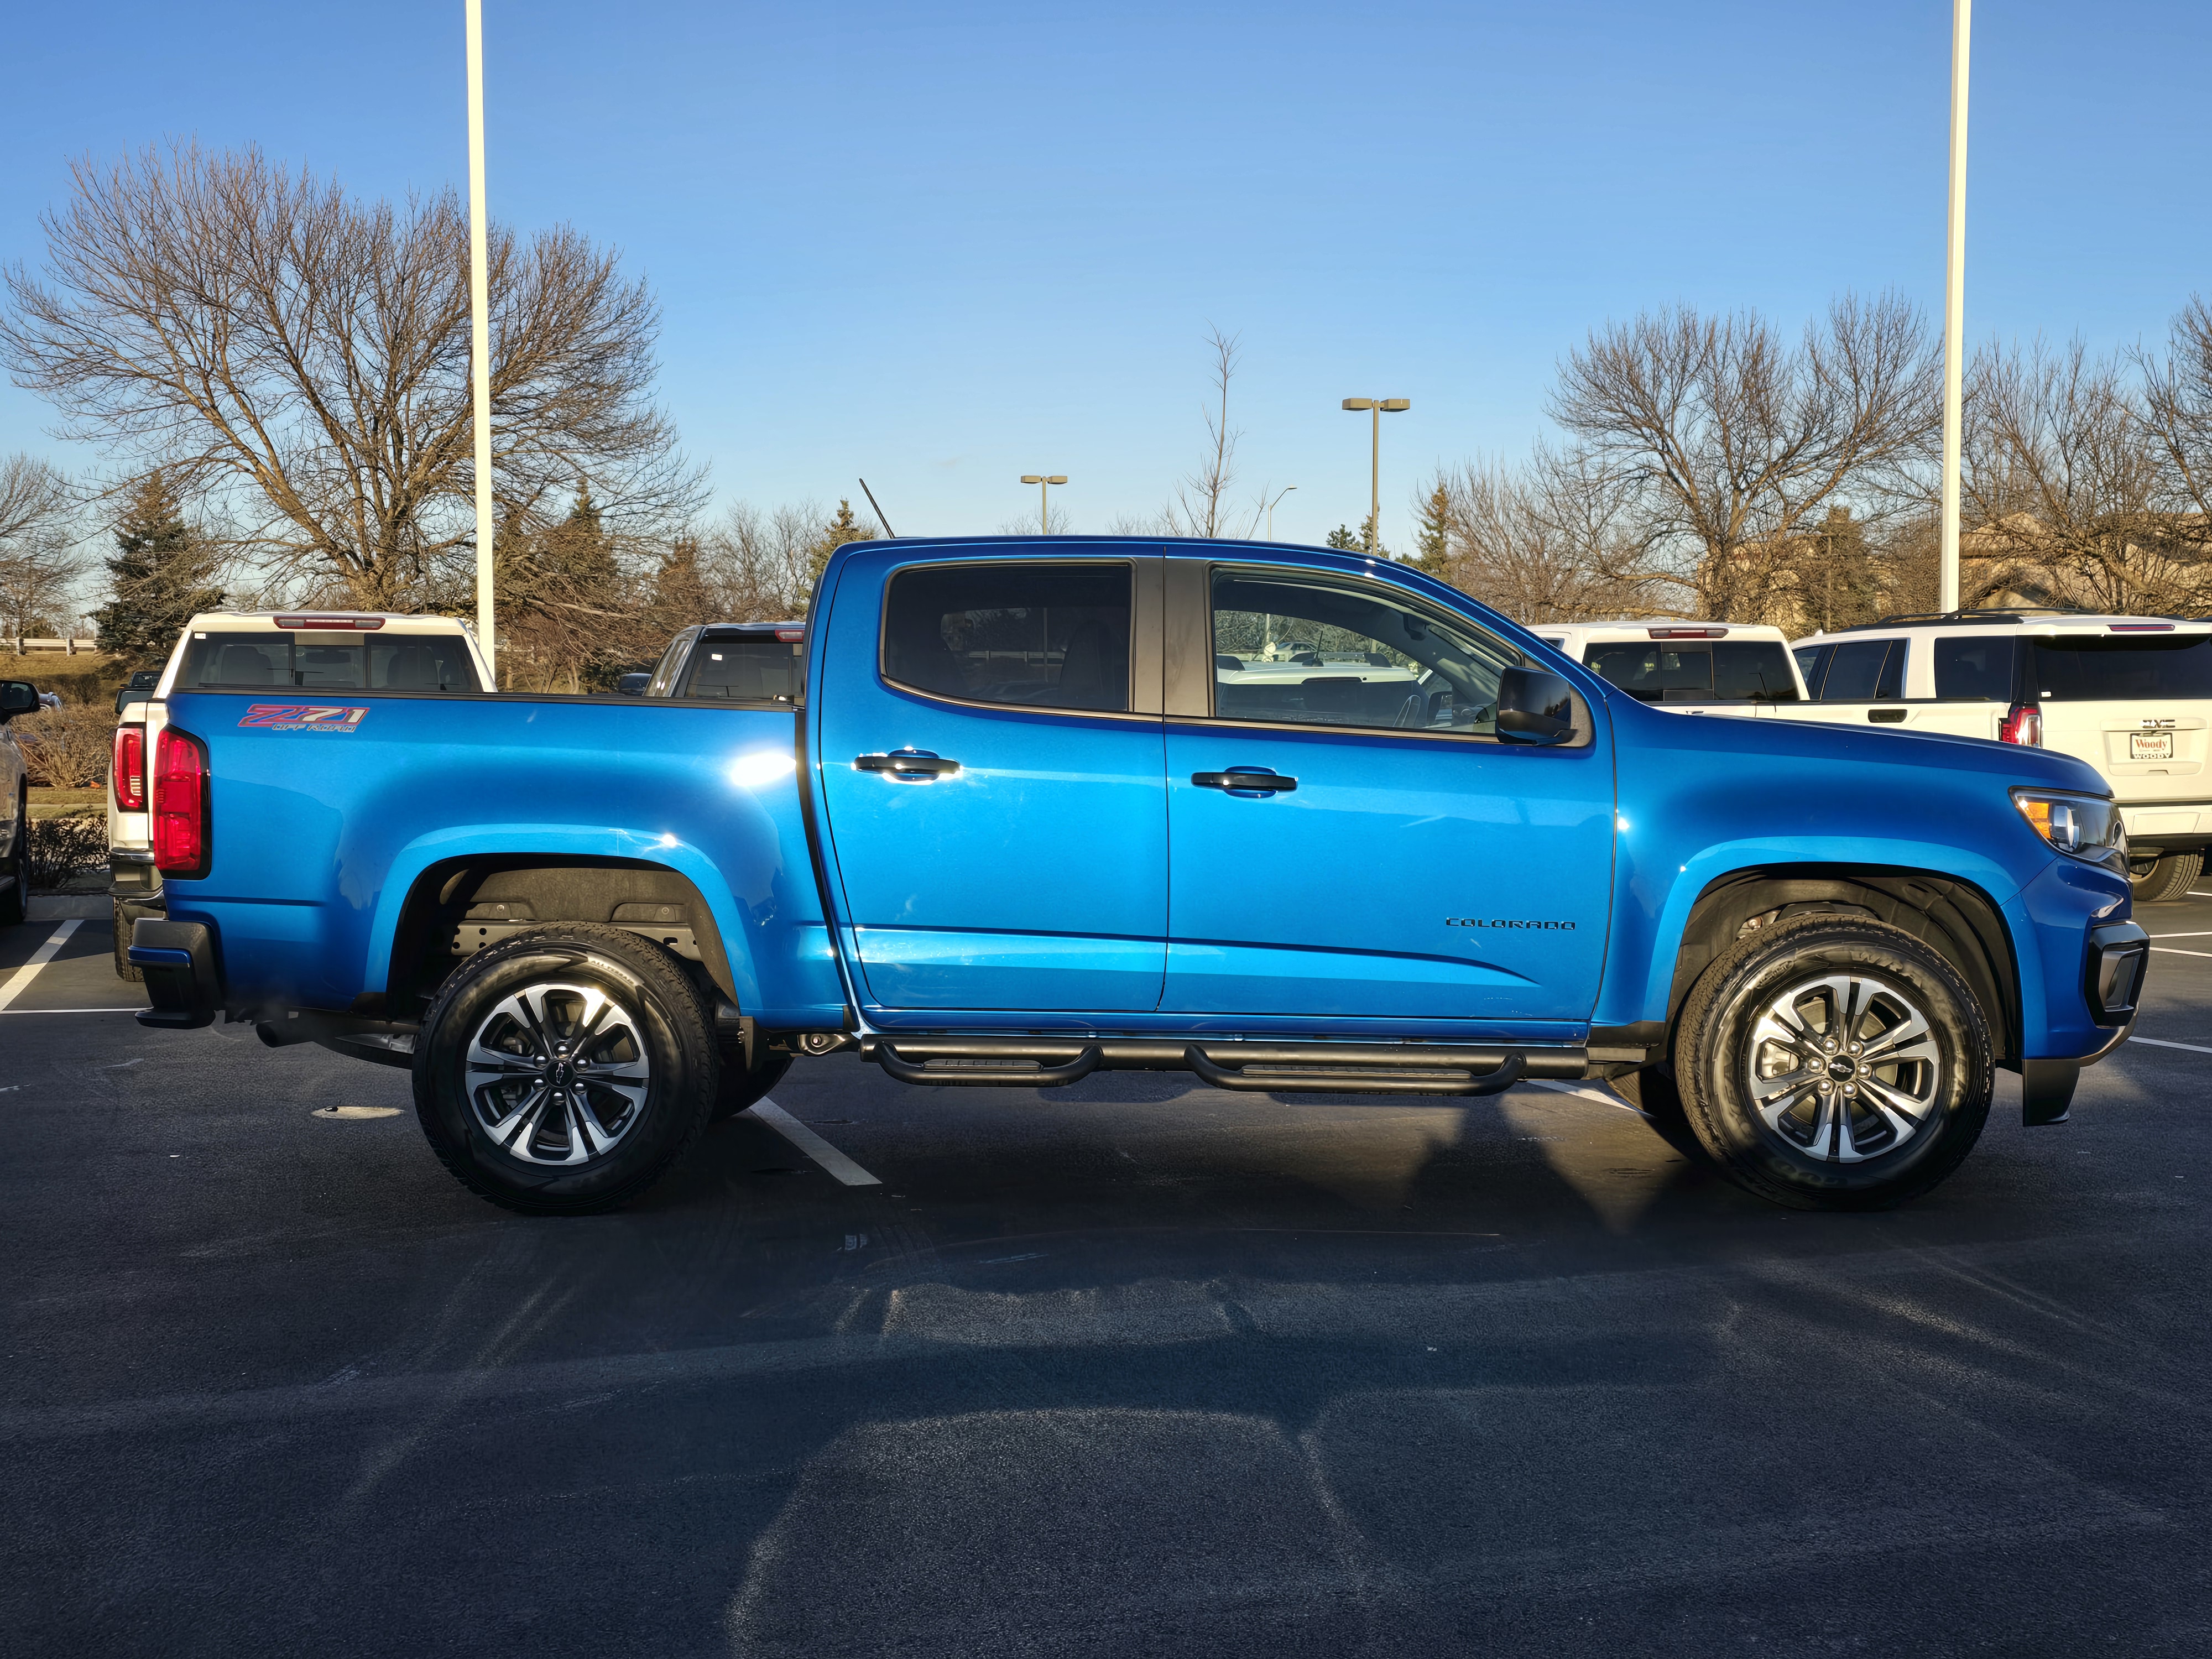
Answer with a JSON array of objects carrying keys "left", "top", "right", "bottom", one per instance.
[
  {"left": 744, "top": 1098, "right": 881, "bottom": 1186},
  {"left": 2131, "top": 1036, "right": 2212, "bottom": 1057},
  {"left": 2148, "top": 931, "right": 2212, "bottom": 938},
  {"left": 0, "top": 1008, "right": 143, "bottom": 1016},
  {"left": 1524, "top": 1077, "right": 1649, "bottom": 1118},
  {"left": 2151, "top": 947, "right": 2212, "bottom": 958},
  {"left": 0, "top": 920, "right": 82, "bottom": 1014}
]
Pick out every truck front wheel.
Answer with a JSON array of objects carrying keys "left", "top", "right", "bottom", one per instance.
[
  {"left": 413, "top": 926, "right": 719, "bottom": 1215},
  {"left": 1676, "top": 916, "right": 1994, "bottom": 1211}
]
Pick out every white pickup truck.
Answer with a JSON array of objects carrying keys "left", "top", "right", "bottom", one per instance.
[{"left": 1531, "top": 621, "right": 1808, "bottom": 717}]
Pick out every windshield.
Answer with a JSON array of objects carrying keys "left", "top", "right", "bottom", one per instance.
[
  {"left": 680, "top": 634, "right": 804, "bottom": 701},
  {"left": 2031, "top": 635, "right": 2212, "bottom": 701},
  {"left": 1585, "top": 640, "right": 1799, "bottom": 703},
  {"left": 174, "top": 631, "right": 481, "bottom": 691}
]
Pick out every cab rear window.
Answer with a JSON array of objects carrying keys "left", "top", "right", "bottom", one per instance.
[
  {"left": 2031, "top": 635, "right": 2212, "bottom": 701},
  {"left": 681, "top": 636, "right": 804, "bottom": 701},
  {"left": 1584, "top": 640, "right": 1799, "bottom": 703},
  {"left": 175, "top": 632, "right": 481, "bottom": 692}
]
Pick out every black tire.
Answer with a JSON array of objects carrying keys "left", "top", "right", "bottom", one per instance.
[
  {"left": 1676, "top": 915, "right": 1993, "bottom": 1211},
  {"left": 112, "top": 899, "right": 145, "bottom": 981},
  {"left": 0, "top": 789, "right": 25, "bottom": 928},
  {"left": 1613, "top": 1063, "right": 1685, "bottom": 1125},
  {"left": 2129, "top": 850, "right": 2201, "bottom": 904},
  {"left": 711, "top": 1048, "right": 792, "bottom": 1122},
  {"left": 413, "top": 925, "right": 721, "bottom": 1215}
]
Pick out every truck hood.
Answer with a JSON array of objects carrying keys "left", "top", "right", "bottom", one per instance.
[{"left": 1609, "top": 693, "right": 2110, "bottom": 796}]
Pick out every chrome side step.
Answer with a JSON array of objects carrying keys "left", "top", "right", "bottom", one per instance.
[{"left": 859, "top": 1035, "right": 1584, "bottom": 1094}]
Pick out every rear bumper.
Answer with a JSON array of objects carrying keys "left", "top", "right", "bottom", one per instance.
[{"left": 129, "top": 919, "right": 219, "bottom": 1029}]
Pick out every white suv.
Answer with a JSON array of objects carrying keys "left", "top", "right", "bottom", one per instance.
[
  {"left": 1790, "top": 613, "right": 2212, "bottom": 900},
  {"left": 1532, "top": 620, "right": 1808, "bottom": 716},
  {"left": 109, "top": 611, "right": 493, "bottom": 977}
]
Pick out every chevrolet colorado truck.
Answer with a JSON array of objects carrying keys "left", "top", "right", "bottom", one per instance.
[{"left": 127, "top": 538, "right": 2149, "bottom": 1216}]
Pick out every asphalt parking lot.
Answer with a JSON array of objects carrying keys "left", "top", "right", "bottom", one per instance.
[{"left": 5, "top": 900, "right": 2210, "bottom": 1657}]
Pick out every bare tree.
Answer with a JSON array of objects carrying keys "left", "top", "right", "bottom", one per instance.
[
  {"left": 1165, "top": 327, "right": 1261, "bottom": 540},
  {"left": 1428, "top": 447, "right": 1677, "bottom": 623},
  {"left": 0, "top": 453, "right": 82, "bottom": 650},
  {"left": 2141, "top": 295, "right": 2212, "bottom": 546},
  {"left": 1549, "top": 293, "right": 1939, "bottom": 620},
  {"left": 0, "top": 143, "right": 702, "bottom": 612},
  {"left": 1962, "top": 337, "right": 2204, "bottom": 613}
]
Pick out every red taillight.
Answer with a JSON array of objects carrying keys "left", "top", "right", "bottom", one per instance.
[
  {"left": 113, "top": 724, "right": 146, "bottom": 812},
  {"left": 152, "top": 727, "right": 210, "bottom": 877},
  {"left": 2000, "top": 703, "right": 2044, "bottom": 747}
]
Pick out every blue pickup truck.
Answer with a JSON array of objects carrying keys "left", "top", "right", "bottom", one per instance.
[{"left": 128, "top": 538, "right": 2148, "bottom": 1215}]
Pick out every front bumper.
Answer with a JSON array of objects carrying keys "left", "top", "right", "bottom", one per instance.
[{"left": 2018, "top": 917, "right": 2148, "bottom": 1125}]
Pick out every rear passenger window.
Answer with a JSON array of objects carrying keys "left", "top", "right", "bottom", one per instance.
[
  {"left": 1209, "top": 567, "right": 1519, "bottom": 735},
  {"left": 1816, "top": 639, "right": 1905, "bottom": 701},
  {"left": 682, "top": 636, "right": 803, "bottom": 701},
  {"left": 883, "top": 563, "right": 1131, "bottom": 712},
  {"left": 1933, "top": 637, "right": 2017, "bottom": 700}
]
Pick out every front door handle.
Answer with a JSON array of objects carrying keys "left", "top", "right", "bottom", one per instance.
[
  {"left": 857, "top": 749, "right": 961, "bottom": 777},
  {"left": 1192, "top": 769, "right": 1296, "bottom": 795}
]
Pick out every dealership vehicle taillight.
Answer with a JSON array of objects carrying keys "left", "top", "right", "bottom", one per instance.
[
  {"left": 113, "top": 723, "right": 146, "bottom": 812},
  {"left": 2000, "top": 702, "right": 2044, "bottom": 747},
  {"left": 152, "top": 727, "right": 210, "bottom": 877}
]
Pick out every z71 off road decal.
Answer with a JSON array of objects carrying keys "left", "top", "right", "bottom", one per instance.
[{"left": 238, "top": 704, "right": 370, "bottom": 733}]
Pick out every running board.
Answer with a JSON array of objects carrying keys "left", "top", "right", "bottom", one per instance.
[{"left": 859, "top": 1036, "right": 1584, "bottom": 1095}]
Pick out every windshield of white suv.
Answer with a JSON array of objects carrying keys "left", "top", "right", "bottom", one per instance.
[
  {"left": 2032, "top": 635, "right": 2212, "bottom": 701},
  {"left": 1586, "top": 640, "right": 1799, "bottom": 703},
  {"left": 175, "top": 631, "right": 481, "bottom": 691}
]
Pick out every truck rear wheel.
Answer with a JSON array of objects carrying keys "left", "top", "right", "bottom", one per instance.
[
  {"left": 413, "top": 925, "right": 720, "bottom": 1215},
  {"left": 1676, "top": 915, "right": 1993, "bottom": 1211},
  {"left": 2128, "top": 851, "right": 2201, "bottom": 904}
]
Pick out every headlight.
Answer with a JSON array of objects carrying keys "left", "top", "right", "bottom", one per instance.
[{"left": 2012, "top": 789, "right": 2125, "bottom": 863}]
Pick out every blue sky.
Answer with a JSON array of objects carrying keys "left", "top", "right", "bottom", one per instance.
[{"left": 3, "top": 1, "right": 2207, "bottom": 552}]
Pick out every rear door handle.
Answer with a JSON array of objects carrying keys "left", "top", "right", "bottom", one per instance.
[
  {"left": 856, "top": 749, "right": 961, "bottom": 776},
  {"left": 1192, "top": 769, "right": 1296, "bottom": 794}
]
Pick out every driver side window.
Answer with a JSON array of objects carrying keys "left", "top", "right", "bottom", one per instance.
[{"left": 1208, "top": 568, "right": 1520, "bottom": 736}]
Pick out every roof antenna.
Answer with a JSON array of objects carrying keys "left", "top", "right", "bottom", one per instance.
[{"left": 858, "top": 478, "right": 897, "bottom": 539}]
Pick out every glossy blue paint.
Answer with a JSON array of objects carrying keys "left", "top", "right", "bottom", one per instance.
[
  {"left": 810, "top": 542, "right": 1168, "bottom": 1011},
  {"left": 158, "top": 693, "right": 846, "bottom": 1025},
  {"left": 1160, "top": 720, "right": 1615, "bottom": 1019},
  {"left": 160, "top": 535, "right": 2128, "bottom": 1078}
]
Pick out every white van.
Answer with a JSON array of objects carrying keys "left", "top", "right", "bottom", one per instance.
[
  {"left": 108, "top": 611, "right": 493, "bottom": 977},
  {"left": 1532, "top": 621, "right": 1809, "bottom": 716},
  {"left": 1790, "top": 613, "right": 2212, "bottom": 900}
]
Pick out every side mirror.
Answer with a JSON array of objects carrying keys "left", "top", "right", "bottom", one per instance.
[
  {"left": 615, "top": 672, "right": 651, "bottom": 695},
  {"left": 0, "top": 681, "right": 38, "bottom": 723},
  {"left": 1496, "top": 666, "right": 1577, "bottom": 745}
]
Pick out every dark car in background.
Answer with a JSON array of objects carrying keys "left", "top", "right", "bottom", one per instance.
[{"left": 639, "top": 620, "right": 807, "bottom": 702}]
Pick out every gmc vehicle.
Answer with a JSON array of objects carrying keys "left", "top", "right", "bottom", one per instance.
[
  {"left": 107, "top": 612, "right": 492, "bottom": 978},
  {"left": 1532, "top": 622, "right": 1807, "bottom": 717},
  {"left": 125, "top": 540, "right": 2147, "bottom": 1217},
  {"left": 0, "top": 675, "right": 41, "bottom": 927},
  {"left": 1790, "top": 614, "right": 2212, "bottom": 901}
]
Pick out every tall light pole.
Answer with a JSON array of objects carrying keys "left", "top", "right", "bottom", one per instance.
[
  {"left": 1341, "top": 397, "right": 1410, "bottom": 555},
  {"left": 1265, "top": 484, "right": 1296, "bottom": 541},
  {"left": 1939, "top": 0, "right": 1971, "bottom": 615},
  {"left": 1019, "top": 474, "right": 1066, "bottom": 536},
  {"left": 466, "top": 0, "right": 496, "bottom": 681}
]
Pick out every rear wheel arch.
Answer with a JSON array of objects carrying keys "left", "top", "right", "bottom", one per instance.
[
  {"left": 1660, "top": 866, "right": 2020, "bottom": 1070},
  {"left": 384, "top": 855, "right": 747, "bottom": 1021}
]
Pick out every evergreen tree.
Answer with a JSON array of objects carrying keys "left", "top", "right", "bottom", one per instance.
[
  {"left": 91, "top": 471, "right": 225, "bottom": 666},
  {"left": 1803, "top": 505, "right": 1882, "bottom": 632},
  {"left": 1326, "top": 523, "right": 1361, "bottom": 551},
  {"left": 1330, "top": 513, "right": 1388, "bottom": 556},
  {"left": 1413, "top": 484, "right": 1449, "bottom": 564},
  {"left": 801, "top": 499, "right": 876, "bottom": 609}
]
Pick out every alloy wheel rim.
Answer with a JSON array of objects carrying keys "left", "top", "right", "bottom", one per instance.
[
  {"left": 1743, "top": 972, "right": 1942, "bottom": 1163},
  {"left": 463, "top": 981, "right": 652, "bottom": 1166}
]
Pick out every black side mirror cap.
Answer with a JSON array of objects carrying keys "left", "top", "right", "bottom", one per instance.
[
  {"left": 1496, "top": 666, "right": 1577, "bottom": 745},
  {"left": 0, "top": 681, "right": 39, "bottom": 722}
]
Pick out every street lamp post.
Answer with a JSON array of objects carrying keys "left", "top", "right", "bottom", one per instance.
[
  {"left": 1938, "top": 0, "right": 1971, "bottom": 614},
  {"left": 465, "top": 0, "right": 496, "bottom": 683},
  {"left": 1265, "top": 484, "right": 1296, "bottom": 541},
  {"left": 1340, "top": 398, "right": 1410, "bottom": 555},
  {"left": 1019, "top": 474, "right": 1067, "bottom": 537}
]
